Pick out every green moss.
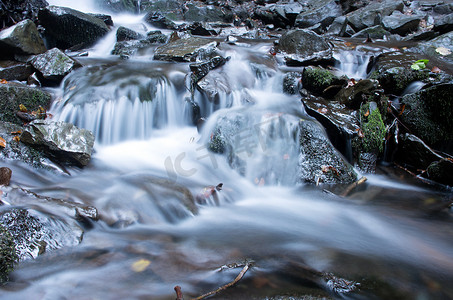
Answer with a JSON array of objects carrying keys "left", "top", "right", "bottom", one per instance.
[
  {"left": 0, "top": 224, "right": 18, "bottom": 283},
  {"left": 302, "top": 67, "right": 337, "bottom": 95},
  {"left": 361, "top": 104, "right": 386, "bottom": 154}
]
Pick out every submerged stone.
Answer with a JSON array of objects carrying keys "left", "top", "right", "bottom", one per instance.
[{"left": 20, "top": 119, "right": 95, "bottom": 167}]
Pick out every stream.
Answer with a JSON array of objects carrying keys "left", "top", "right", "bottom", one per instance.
[{"left": 1, "top": 2, "right": 453, "bottom": 299}]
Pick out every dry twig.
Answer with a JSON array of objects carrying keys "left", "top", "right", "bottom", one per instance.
[{"left": 341, "top": 176, "right": 367, "bottom": 197}]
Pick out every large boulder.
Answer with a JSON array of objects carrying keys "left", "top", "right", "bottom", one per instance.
[
  {"left": 20, "top": 120, "right": 95, "bottom": 167},
  {"left": 116, "top": 26, "right": 144, "bottom": 42},
  {"left": 399, "top": 83, "right": 453, "bottom": 152},
  {"left": 38, "top": 6, "right": 110, "bottom": 50},
  {"left": 346, "top": 0, "right": 404, "bottom": 31},
  {"left": 154, "top": 35, "right": 219, "bottom": 62},
  {"left": 434, "top": 13, "right": 453, "bottom": 34},
  {"left": 0, "top": 19, "right": 46, "bottom": 59},
  {"left": 381, "top": 11, "right": 422, "bottom": 36},
  {"left": 30, "top": 48, "right": 81, "bottom": 83},
  {"left": 294, "top": 0, "right": 342, "bottom": 30},
  {"left": 276, "top": 29, "right": 333, "bottom": 66},
  {"left": 0, "top": 83, "right": 51, "bottom": 125}
]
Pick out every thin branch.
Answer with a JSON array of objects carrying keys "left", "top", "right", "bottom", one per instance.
[
  {"left": 191, "top": 262, "right": 252, "bottom": 300},
  {"left": 341, "top": 176, "right": 367, "bottom": 197}
]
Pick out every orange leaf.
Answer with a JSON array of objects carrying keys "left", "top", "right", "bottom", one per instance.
[
  {"left": 364, "top": 110, "right": 370, "bottom": 117},
  {"left": 431, "top": 66, "right": 441, "bottom": 73},
  {"left": 0, "top": 79, "right": 7, "bottom": 84},
  {"left": 11, "top": 131, "right": 22, "bottom": 135},
  {"left": 13, "top": 136, "right": 20, "bottom": 142},
  {"left": 0, "top": 137, "right": 6, "bottom": 148}
]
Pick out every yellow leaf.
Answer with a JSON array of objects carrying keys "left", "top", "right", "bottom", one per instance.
[
  {"left": 131, "top": 259, "right": 151, "bottom": 272},
  {"left": 13, "top": 136, "right": 20, "bottom": 142},
  {"left": 0, "top": 137, "right": 6, "bottom": 148},
  {"left": 19, "top": 104, "right": 27, "bottom": 112},
  {"left": 436, "top": 47, "right": 451, "bottom": 56}
]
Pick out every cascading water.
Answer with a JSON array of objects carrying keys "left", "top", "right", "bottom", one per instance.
[{"left": 3, "top": 1, "right": 453, "bottom": 300}]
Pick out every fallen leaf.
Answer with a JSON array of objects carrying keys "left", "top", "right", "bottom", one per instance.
[
  {"left": 19, "top": 104, "right": 27, "bottom": 112},
  {"left": 69, "top": 85, "right": 77, "bottom": 90},
  {"left": 0, "top": 79, "right": 7, "bottom": 84},
  {"left": 317, "top": 107, "right": 328, "bottom": 114},
  {"left": 431, "top": 66, "right": 441, "bottom": 73},
  {"left": 0, "top": 137, "right": 6, "bottom": 148},
  {"left": 364, "top": 110, "right": 370, "bottom": 117},
  {"left": 436, "top": 47, "right": 451, "bottom": 56},
  {"left": 13, "top": 136, "right": 20, "bottom": 142},
  {"left": 131, "top": 259, "right": 151, "bottom": 272},
  {"left": 11, "top": 131, "right": 22, "bottom": 135}
]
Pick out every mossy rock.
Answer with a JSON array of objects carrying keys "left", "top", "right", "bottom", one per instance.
[
  {"left": 302, "top": 67, "right": 340, "bottom": 96},
  {"left": 0, "top": 83, "right": 51, "bottom": 125},
  {"left": 0, "top": 224, "right": 18, "bottom": 283},
  {"left": 400, "top": 83, "right": 453, "bottom": 150},
  {"left": 360, "top": 102, "right": 386, "bottom": 154}
]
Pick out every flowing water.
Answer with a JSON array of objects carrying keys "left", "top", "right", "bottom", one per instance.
[{"left": 1, "top": 2, "right": 453, "bottom": 299}]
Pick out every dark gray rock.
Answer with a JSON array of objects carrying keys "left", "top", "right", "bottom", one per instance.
[
  {"left": 0, "top": 0, "right": 48, "bottom": 30},
  {"left": 399, "top": 83, "right": 453, "bottom": 151},
  {"left": 276, "top": 29, "right": 333, "bottom": 66},
  {"left": 139, "top": 0, "right": 184, "bottom": 20},
  {"left": 38, "top": 6, "right": 110, "bottom": 49},
  {"left": 116, "top": 26, "right": 144, "bottom": 42},
  {"left": 154, "top": 36, "right": 219, "bottom": 62},
  {"left": 434, "top": 13, "right": 453, "bottom": 34},
  {"left": 0, "top": 60, "right": 33, "bottom": 81},
  {"left": 0, "top": 223, "right": 17, "bottom": 283},
  {"left": 0, "top": 83, "right": 51, "bottom": 125},
  {"left": 423, "top": 158, "right": 453, "bottom": 186},
  {"left": 382, "top": 12, "right": 421, "bottom": 36},
  {"left": 336, "top": 79, "right": 381, "bottom": 109},
  {"left": 283, "top": 72, "right": 302, "bottom": 95},
  {"left": 294, "top": 0, "right": 342, "bottom": 29},
  {"left": 0, "top": 20, "right": 46, "bottom": 59},
  {"left": 183, "top": 3, "right": 233, "bottom": 23},
  {"left": 190, "top": 56, "right": 230, "bottom": 83},
  {"left": 346, "top": 0, "right": 404, "bottom": 31},
  {"left": 144, "top": 11, "right": 178, "bottom": 30},
  {"left": 89, "top": 13, "right": 114, "bottom": 26},
  {"left": 30, "top": 48, "right": 81, "bottom": 83},
  {"left": 395, "top": 133, "right": 444, "bottom": 170},
  {"left": 351, "top": 25, "right": 391, "bottom": 39},
  {"left": 372, "top": 51, "right": 430, "bottom": 95},
  {"left": 20, "top": 119, "right": 95, "bottom": 167}
]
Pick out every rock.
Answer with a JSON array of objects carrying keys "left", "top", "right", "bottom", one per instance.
[
  {"left": 346, "top": 0, "right": 404, "bottom": 31},
  {"left": 0, "top": 60, "right": 33, "bottom": 81},
  {"left": 139, "top": 0, "right": 184, "bottom": 20},
  {"left": 0, "top": 167, "right": 12, "bottom": 186},
  {"left": 112, "top": 31, "right": 167, "bottom": 59},
  {"left": 187, "top": 23, "right": 218, "bottom": 36},
  {"left": 0, "top": 121, "right": 56, "bottom": 170},
  {"left": 183, "top": 3, "right": 233, "bottom": 23},
  {"left": 253, "top": 2, "right": 305, "bottom": 28},
  {"left": 20, "top": 119, "right": 95, "bottom": 167},
  {"left": 0, "top": 224, "right": 17, "bottom": 283},
  {"left": 190, "top": 56, "right": 230, "bottom": 83},
  {"left": 302, "top": 97, "right": 359, "bottom": 161},
  {"left": 0, "top": 0, "right": 48, "bottom": 30},
  {"left": 381, "top": 11, "right": 422, "bottom": 36},
  {"left": 0, "top": 20, "right": 46, "bottom": 59},
  {"left": 409, "top": 31, "right": 453, "bottom": 65},
  {"left": 372, "top": 51, "right": 430, "bottom": 95},
  {"left": 144, "top": 11, "right": 178, "bottom": 30},
  {"left": 351, "top": 25, "right": 391, "bottom": 40},
  {"left": 301, "top": 67, "right": 346, "bottom": 97},
  {"left": 283, "top": 72, "right": 302, "bottom": 95},
  {"left": 38, "top": 6, "right": 110, "bottom": 50},
  {"left": 146, "top": 31, "right": 168, "bottom": 44},
  {"left": 0, "top": 83, "right": 51, "bottom": 125},
  {"left": 395, "top": 133, "right": 444, "bottom": 170},
  {"left": 89, "top": 13, "right": 114, "bottom": 26},
  {"left": 0, "top": 208, "right": 83, "bottom": 260},
  {"left": 434, "top": 13, "right": 453, "bottom": 34},
  {"left": 335, "top": 79, "right": 381, "bottom": 109},
  {"left": 276, "top": 29, "right": 333, "bottom": 66},
  {"left": 116, "top": 26, "right": 144, "bottom": 42},
  {"left": 30, "top": 48, "right": 81, "bottom": 83},
  {"left": 294, "top": 0, "right": 342, "bottom": 30},
  {"left": 399, "top": 83, "right": 453, "bottom": 151},
  {"left": 154, "top": 36, "right": 219, "bottom": 62},
  {"left": 98, "top": 0, "right": 139, "bottom": 13},
  {"left": 422, "top": 158, "right": 453, "bottom": 186}
]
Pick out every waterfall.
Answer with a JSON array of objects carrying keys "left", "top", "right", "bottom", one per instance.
[{"left": 333, "top": 50, "right": 373, "bottom": 79}]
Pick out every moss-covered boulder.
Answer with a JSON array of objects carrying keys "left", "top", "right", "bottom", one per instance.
[
  {"left": 0, "top": 83, "right": 51, "bottom": 125},
  {"left": 399, "top": 83, "right": 453, "bottom": 152},
  {"left": 0, "top": 224, "right": 18, "bottom": 283},
  {"left": 302, "top": 67, "right": 345, "bottom": 97}
]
